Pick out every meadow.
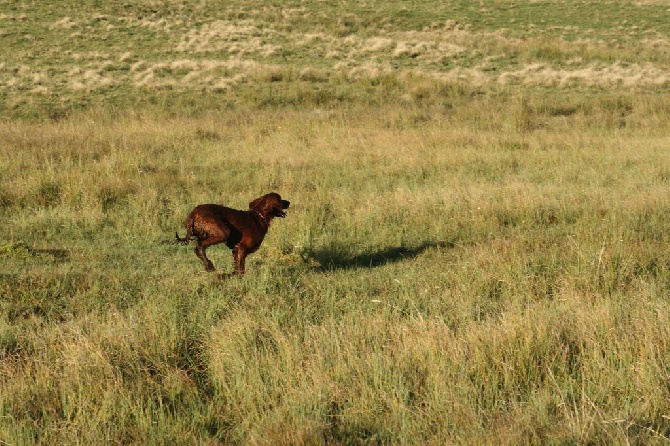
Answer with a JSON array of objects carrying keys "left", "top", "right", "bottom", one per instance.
[{"left": 1, "top": 1, "right": 670, "bottom": 444}]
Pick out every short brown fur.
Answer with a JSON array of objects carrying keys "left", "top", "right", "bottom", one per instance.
[{"left": 176, "top": 192, "right": 290, "bottom": 274}]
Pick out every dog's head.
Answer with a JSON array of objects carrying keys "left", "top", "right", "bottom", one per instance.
[{"left": 249, "top": 193, "right": 290, "bottom": 220}]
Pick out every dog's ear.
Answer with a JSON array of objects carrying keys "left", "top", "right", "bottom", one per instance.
[{"left": 249, "top": 196, "right": 264, "bottom": 210}]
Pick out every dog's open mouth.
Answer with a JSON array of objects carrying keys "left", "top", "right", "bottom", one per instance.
[{"left": 277, "top": 200, "right": 290, "bottom": 217}]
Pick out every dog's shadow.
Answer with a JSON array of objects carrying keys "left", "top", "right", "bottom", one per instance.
[
  {"left": 303, "top": 241, "right": 452, "bottom": 271},
  {"left": 31, "top": 248, "right": 70, "bottom": 260},
  {"left": 1, "top": 241, "right": 70, "bottom": 261}
]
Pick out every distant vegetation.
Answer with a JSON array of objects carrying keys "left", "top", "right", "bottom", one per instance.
[
  {"left": 1, "top": 1, "right": 669, "bottom": 444},
  {"left": 2, "top": 0, "right": 669, "bottom": 119}
]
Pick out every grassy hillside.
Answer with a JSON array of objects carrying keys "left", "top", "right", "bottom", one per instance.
[
  {"left": 1, "top": 1, "right": 669, "bottom": 444},
  {"left": 2, "top": 0, "right": 669, "bottom": 119}
]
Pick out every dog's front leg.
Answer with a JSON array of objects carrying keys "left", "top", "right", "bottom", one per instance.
[{"left": 232, "top": 245, "right": 247, "bottom": 275}]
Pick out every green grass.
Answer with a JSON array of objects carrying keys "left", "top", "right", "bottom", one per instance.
[{"left": 1, "top": 1, "right": 670, "bottom": 444}]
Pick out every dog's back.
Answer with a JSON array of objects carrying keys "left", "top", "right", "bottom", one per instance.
[{"left": 192, "top": 204, "right": 262, "bottom": 248}]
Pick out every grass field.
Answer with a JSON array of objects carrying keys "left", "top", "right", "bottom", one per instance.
[{"left": 1, "top": 1, "right": 670, "bottom": 444}]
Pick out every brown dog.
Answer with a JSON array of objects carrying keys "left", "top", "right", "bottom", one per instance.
[{"left": 176, "top": 192, "right": 290, "bottom": 274}]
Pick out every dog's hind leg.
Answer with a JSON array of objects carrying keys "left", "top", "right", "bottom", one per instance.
[{"left": 195, "top": 243, "right": 215, "bottom": 272}]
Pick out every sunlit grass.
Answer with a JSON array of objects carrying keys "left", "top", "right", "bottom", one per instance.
[
  {"left": 2, "top": 100, "right": 669, "bottom": 443},
  {"left": 1, "top": 0, "right": 670, "bottom": 444}
]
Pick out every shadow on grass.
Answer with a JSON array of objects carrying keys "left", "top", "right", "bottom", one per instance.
[
  {"left": 0, "top": 241, "right": 70, "bottom": 260},
  {"left": 304, "top": 241, "right": 453, "bottom": 271},
  {"left": 31, "top": 248, "right": 71, "bottom": 260}
]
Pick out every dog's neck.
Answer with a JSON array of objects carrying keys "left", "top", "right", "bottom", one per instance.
[{"left": 253, "top": 209, "right": 268, "bottom": 225}]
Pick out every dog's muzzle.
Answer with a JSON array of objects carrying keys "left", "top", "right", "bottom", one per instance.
[{"left": 279, "top": 200, "right": 290, "bottom": 217}]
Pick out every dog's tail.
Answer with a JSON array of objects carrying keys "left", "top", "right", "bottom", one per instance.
[
  {"left": 175, "top": 214, "right": 195, "bottom": 245},
  {"left": 175, "top": 231, "right": 190, "bottom": 245}
]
